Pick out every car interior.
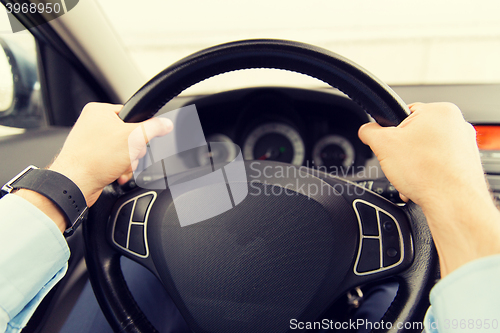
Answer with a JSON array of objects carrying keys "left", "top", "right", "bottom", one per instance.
[{"left": 1, "top": 1, "right": 500, "bottom": 332}]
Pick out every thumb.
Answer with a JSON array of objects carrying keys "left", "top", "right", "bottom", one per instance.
[
  {"left": 141, "top": 117, "right": 174, "bottom": 142},
  {"left": 127, "top": 117, "right": 174, "bottom": 161},
  {"left": 358, "top": 122, "right": 384, "bottom": 146}
]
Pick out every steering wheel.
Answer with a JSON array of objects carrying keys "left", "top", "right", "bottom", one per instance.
[{"left": 83, "top": 39, "right": 438, "bottom": 333}]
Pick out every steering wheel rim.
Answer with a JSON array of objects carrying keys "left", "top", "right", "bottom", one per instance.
[
  {"left": 119, "top": 39, "right": 408, "bottom": 126},
  {"left": 84, "top": 39, "right": 438, "bottom": 333}
]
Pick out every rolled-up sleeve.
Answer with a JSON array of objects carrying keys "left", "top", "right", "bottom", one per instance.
[
  {"left": 0, "top": 194, "right": 70, "bottom": 333},
  {"left": 424, "top": 254, "right": 500, "bottom": 333}
]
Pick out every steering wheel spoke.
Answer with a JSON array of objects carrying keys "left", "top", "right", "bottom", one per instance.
[
  {"left": 108, "top": 188, "right": 161, "bottom": 276},
  {"left": 315, "top": 173, "right": 415, "bottom": 288}
]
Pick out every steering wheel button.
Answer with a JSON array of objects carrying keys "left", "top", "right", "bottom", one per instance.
[
  {"left": 128, "top": 224, "right": 147, "bottom": 255},
  {"left": 132, "top": 194, "right": 154, "bottom": 222},
  {"left": 386, "top": 248, "right": 398, "bottom": 258},
  {"left": 384, "top": 247, "right": 401, "bottom": 267},
  {"left": 354, "top": 201, "right": 379, "bottom": 236},
  {"left": 383, "top": 220, "right": 395, "bottom": 232},
  {"left": 379, "top": 212, "right": 402, "bottom": 267},
  {"left": 114, "top": 201, "right": 133, "bottom": 248},
  {"left": 356, "top": 238, "right": 381, "bottom": 273}
]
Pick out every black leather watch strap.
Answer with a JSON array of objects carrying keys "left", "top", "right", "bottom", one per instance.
[{"left": 1, "top": 166, "right": 88, "bottom": 236}]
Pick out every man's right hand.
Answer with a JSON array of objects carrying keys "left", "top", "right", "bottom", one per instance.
[{"left": 358, "top": 102, "right": 500, "bottom": 277}]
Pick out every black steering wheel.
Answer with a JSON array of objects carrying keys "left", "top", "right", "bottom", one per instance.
[{"left": 83, "top": 39, "right": 438, "bottom": 333}]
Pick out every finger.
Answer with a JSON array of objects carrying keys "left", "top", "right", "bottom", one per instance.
[
  {"left": 407, "top": 102, "right": 425, "bottom": 114},
  {"left": 358, "top": 122, "right": 383, "bottom": 146},
  {"left": 118, "top": 173, "right": 132, "bottom": 185},
  {"left": 398, "top": 111, "right": 418, "bottom": 128},
  {"left": 141, "top": 117, "right": 174, "bottom": 143},
  {"left": 118, "top": 151, "right": 142, "bottom": 185},
  {"left": 131, "top": 158, "right": 139, "bottom": 172},
  {"left": 111, "top": 104, "right": 124, "bottom": 115},
  {"left": 126, "top": 117, "right": 173, "bottom": 161},
  {"left": 127, "top": 125, "right": 147, "bottom": 161},
  {"left": 399, "top": 193, "right": 410, "bottom": 203},
  {"left": 137, "top": 144, "right": 148, "bottom": 161},
  {"left": 466, "top": 122, "right": 477, "bottom": 138}
]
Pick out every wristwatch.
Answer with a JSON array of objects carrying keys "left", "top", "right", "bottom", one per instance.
[{"left": 1, "top": 165, "right": 88, "bottom": 237}]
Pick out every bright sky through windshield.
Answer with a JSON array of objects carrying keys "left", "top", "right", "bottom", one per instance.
[
  {"left": 5, "top": 0, "right": 500, "bottom": 94},
  {"left": 95, "top": 0, "right": 500, "bottom": 91}
]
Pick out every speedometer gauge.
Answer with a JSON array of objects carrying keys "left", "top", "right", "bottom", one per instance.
[
  {"left": 197, "top": 134, "right": 237, "bottom": 166},
  {"left": 312, "top": 135, "right": 355, "bottom": 168},
  {"left": 243, "top": 123, "right": 305, "bottom": 166}
]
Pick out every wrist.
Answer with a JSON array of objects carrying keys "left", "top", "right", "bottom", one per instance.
[
  {"left": 48, "top": 160, "right": 96, "bottom": 206},
  {"left": 422, "top": 189, "right": 500, "bottom": 277},
  {"left": 14, "top": 189, "right": 68, "bottom": 233},
  {"left": 4, "top": 166, "right": 90, "bottom": 235}
]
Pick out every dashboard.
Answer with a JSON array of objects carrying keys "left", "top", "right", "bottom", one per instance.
[
  {"left": 129, "top": 85, "right": 500, "bottom": 206},
  {"left": 186, "top": 87, "right": 374, "bottom": 174}
]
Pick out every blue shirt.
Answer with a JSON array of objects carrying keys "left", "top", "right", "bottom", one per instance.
[
  {"left": 0, "top": 194, "right": 69, "bottom": 333},
  {"left": 424, "top": 254, "right": 500, "bottom": 333},
  {"left": 0, "top": 193, "right": 499, "bottom": 332}
]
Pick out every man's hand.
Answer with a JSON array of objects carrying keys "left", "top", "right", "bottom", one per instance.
[
  {"left": 16, "top": 103, "right": 172, "bottom": 234},
  {"left": 358, "top": 102, "right": 500, "bottom": 277},
  {"left": 359, "top": 102, "right": 488, "bottom": 209},
  {"left": 49, "top": 103, "right": 173, "bottom": 207}
]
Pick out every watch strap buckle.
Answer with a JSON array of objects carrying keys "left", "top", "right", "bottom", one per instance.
[
  {"left": 64, "top": 207, "right": 88, "bottom": 237},
  {"left": 1, "top": 165, "right": 38, "bottom": 197}
]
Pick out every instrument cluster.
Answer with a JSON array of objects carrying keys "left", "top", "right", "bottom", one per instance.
[{"left": 191, "top": 87, "right": 374, "bottom": 171}]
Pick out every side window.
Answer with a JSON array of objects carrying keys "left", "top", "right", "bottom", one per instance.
[{"left": 0, "top": 32, "right": 46, "bottom": 137}]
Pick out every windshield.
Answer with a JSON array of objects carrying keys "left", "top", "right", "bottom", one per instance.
[{"left": 92, "top": 1, "right": 500, "bottom": 92}]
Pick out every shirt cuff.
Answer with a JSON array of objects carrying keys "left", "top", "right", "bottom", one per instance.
[
  {"left": 3, "top": 265, "right": 67, "bottom": 333},
  {"left": 424, "top": 254, "right": 500, "bottom": 333}
]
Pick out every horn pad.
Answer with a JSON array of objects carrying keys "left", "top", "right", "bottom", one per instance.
[{"left": 148, "top": 162, "right": 359, "bottom": 333}]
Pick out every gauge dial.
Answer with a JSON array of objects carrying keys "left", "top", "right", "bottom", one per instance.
[
  {"left": 243, "top": 123, "right": 305, "bottom": 165},
  {"left": 312, "top": 135, "right": 355, "bottom": 168},
  {"left": 197, "top": 134, "right": 237, "bottom": 166}
]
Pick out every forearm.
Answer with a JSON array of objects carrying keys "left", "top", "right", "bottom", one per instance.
[
  {"left": 422, "top": 188, "right": 500, "bottom": 277},
  {"left": 0, "top": 194, "right": 70, "bottom": 331}
]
